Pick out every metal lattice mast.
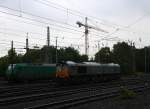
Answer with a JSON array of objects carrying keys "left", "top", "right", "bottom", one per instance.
[
  {"left": 47, "top": 26, "right": 50, "bottom": 47},
  {"left": 85, "top": 17, "right": 88, "bottom": 55},
  {"left": 26, "top": 33, "right": 29, "bottom": 53},
  {"left": 76, "top": 17, "right": 108, "bottom": 56}
]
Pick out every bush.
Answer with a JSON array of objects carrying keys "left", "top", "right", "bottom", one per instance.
[
  {"left": 119, "top": 86, "right": 136, "bottom": 99},
  {"left": 0, "top": 56, "right": 9, "bottom": 77}
]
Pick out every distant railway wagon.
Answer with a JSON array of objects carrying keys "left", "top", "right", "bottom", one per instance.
[{"left": 6, "top": 64, "right": 56, "bottom": 81}]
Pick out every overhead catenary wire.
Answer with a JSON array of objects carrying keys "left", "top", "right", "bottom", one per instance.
[
  {"left": 0, "top": 15, "right": 84, "bottom": 36},
  {"left": 1, "top": 10, "right": 148, "bottom": 39},
  {"left": 0, "top": 0, "right": 149, "bottom": 39},
  {"left": 126, "top": 13, "right": 150, "bottom": 28},
  {"left": 0, "top": 1, "right": 136, "bottom": 57},
  {"left": 0, "top": 7, "right": 84, "bottom": 34},
  {"left": 0, "top": 3, "right": 119, "bottom": 37},
  {"left": 34, "top": 0, "right": 126, "bottom": 28},
  {"left": 0, "top": 29, "right": 84, "bottom": 45},
  {"left": 0, "top": 6, "right": 120, "bottom": 41},
  {"left": 0, "top": 37, "right": 85, "bottom": 49},
  {"left": 0, "top": 16, "right": 85, "bottom": 38},
  {"left": 0, "top": 27, "right": 84, "bottom": 40},
  {"left": 0, "top": 17, "right": 116, "bottom": 43},
  {"left": 0, "top": 14, "right": 112, "bottom": 40},
  {"left": 0, "top": 26, "right": 121, "bottom": 56},
  {"left": 0, "top": 26, "right": 121, "bottom": 51},
  {"left": 0, "top": 4, "right": 84, "bottom": 32}
]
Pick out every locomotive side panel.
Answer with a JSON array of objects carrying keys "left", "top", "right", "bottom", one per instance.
[{"left": 6, "top": 64, "right": 56, "bottom": 81}]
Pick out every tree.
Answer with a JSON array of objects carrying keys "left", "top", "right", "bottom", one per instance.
[
  {"left": 135, "top": 48, "right": 145, "bottom": 72},
  {"left": 61, "top": 47, "right": 81, "bottom": 62},
  {"left": 41, "top": 46, "right": 56, "bottom": 63},
  {"left": 58, "top": 47, "right": 88, "bottom": 62},
  {"left": 0, "top": 49, "right": 22, "bottom": 76},
  {"left": 112, "top": 42, "right": 133, "bottom": 74},
  {"left": 22, "top": 46, "right": 87, "bottom": 64},
  {"left": 23, "top": 49, "right": 42, "bottom": 63},
  {"left": 0, "top": 56, "right": 9, "bottom": 76},
  {"left": 135, "top": 47, "right": 150, "bottom": 73},
  {"left": 8, "top": 48, "right": 17, "bottom": 64},
  {"left": 79, "top": 55, "right": 88, "bottom": 62},
  {"left": 95, "top": 47, "right": 112, "bottom": 63},
  {"left": 57, "top": 48, "right": 65, "bottom": 62}
]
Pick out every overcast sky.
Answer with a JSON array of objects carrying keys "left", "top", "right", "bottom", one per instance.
[{"left": 0, "top": 0, "right": 150, "bottom": 57}]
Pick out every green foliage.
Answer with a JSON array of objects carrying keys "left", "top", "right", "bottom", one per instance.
[
  {"left": 95, "top": 47, "right": 112, "bottom": 63},
  {"left": 112, "top": 42, "right": 133, "bottom": 74},
  {"left": 0, "top": 41, "right": 149, "bottom": 77},
  {"left": 136, "top": 47, "right": 150, "bottom": 73},
  {"left": 95, "top": 42, "right": 136, "bottom": 74},
  {"left": 56, "top": 47, "right": 88, "bottom": 62},
  {"left": 96, "top": 42, "right": 150, "bottom": 74},
  {"left": 62, "top": 47, "right": 81, "bottom": 62},
  {"left": 79, "top": 55, "right": 88, "bottom": 62},
  {"left": 0, "top": 56, "right": 9, "bottom": 76},
  {"left": 119, "top": 86, "right": 136, "bottom": 99},
  {"left": 0, "top": 46, "right": 89, "bottom": 77},
  {"left": 0, "top": 49, "right": 22, "bottom": 76},
  {"left": 22, "top": 46, "right": 87, "bottom": 63},
  {"left": 135, "top": 49, "right": 145, "bottom": 72},
  {"left": 23, "top": 49, "right": 42, "bottom": 63},
  {"left": 133, "top": 72, "right": 144, "bottom": 76}
]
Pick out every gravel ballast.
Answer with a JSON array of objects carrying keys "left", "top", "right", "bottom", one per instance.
[{"left": 70, "top": 89, "right": 150, "bottom": 109}]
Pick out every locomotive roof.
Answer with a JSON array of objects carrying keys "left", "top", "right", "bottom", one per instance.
[
  {"left": 82, "top": 62, "right": 100, "bottom": 65},
  {"left": 64, "top": 61, "right": 119, "bottom": 67},
  {"left": 66, "top": 61, "right": 76, "bottom": 65},
  {"left": 9, "top": 63, "right": 56, "bottom": 67}
]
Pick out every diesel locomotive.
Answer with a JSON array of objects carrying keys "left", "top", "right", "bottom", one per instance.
[
  {"left": 56, "top": 61, "right": 120, "bottom": 83},
  {"left": 5, "top": 61, "right": 120, "bottom": 82}
]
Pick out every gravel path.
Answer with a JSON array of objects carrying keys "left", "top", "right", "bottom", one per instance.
[{"left": 70, "top": 89, "right": 150, "bottom": 109}]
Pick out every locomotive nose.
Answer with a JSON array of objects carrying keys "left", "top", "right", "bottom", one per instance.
[{"left": 56, "top": 66, "right": 70, "bottom": 79}]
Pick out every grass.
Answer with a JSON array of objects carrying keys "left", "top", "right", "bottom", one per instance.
[
  {"left": 121, "top": 72, "right": 145, "bottom": 79},
  {"left": 119, "top": 86, "right": 137, "bottom": 99},
  {"left": 134, "top": 72, "right": 144, "bottom": 76}
]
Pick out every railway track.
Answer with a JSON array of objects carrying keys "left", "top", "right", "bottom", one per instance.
[
  {"left": 25, "top": 85, "right": 150, "bottom": 109},
  {"left": 0, "top": 73, "right": 149, "bottom": 91},
  {"left": 0, "top": 77, "right": 149, "bottom": 99},
  {"left": 0, "top": 74, "right": 150, "bottom": 109},
  {"left": 0, "top": 80, "right": 56, "bottom": 89},
  {"left": 0, "top": 78, "right": 149, "bottom": 109},
  {"left": 0, "top": 81, "right": 127, "bottom": 103},
  {"left": 1, "top": 83, "right": 148, "bottom": 109},
  {"left": 0, "top": 75, "right": 148, "bottom": 89}
]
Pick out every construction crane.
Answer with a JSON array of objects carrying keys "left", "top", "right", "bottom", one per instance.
[{"left": 76, "top": 17, "right": 108, "bottom": 56}]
